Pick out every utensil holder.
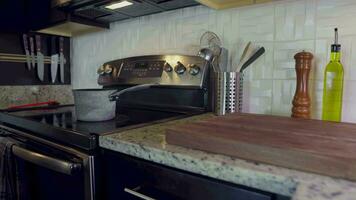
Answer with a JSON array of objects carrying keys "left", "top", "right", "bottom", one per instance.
[{"left": 214, "top": 72, "right": 244, "bottom": 116}]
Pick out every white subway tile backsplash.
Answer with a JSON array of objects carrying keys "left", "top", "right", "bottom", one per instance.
[
  {"left": 316, "top": 0, "right": 356, "bottom": 38},
  {"left": 272, "top": 80, "right": 296, "bottom": 116},
  {"left": 239, "top": 4, "right": 275, "bottom": 42},
  {"left": 243, "top": 80, "right": 273, "bottom": 114},
  {"left": 72, "top": 0, "right": 356, "bottom": 122},
  {"left": 273, "top": 40, "right": 314, "bottom": 79},
  {"left": 275, "top": 0, "right": 316, "bottom": 41}
]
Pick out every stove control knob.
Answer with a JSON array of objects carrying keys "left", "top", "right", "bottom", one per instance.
[
  {"left": 174, "top": 62, "right": 186, "bottom": 75},
  {"left": 163, "top": 62, "right": 173, "bottom": 72},
  {"left": 104, "top": 64, "right": 113, "bottom": 74},
  {"left": 188, "top": 64, "right": 200, "bottom": 76},
  {"left": 97, "top": 65, "right": 105, "bottom": 75}
]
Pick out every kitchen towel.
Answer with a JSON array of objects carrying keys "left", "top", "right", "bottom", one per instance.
[{"left": 0, "top": 136, "right": 18, "bottom": 200}]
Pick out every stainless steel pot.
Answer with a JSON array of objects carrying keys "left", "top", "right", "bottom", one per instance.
[
  {"left": 73, "top": 84, "right": 157, "bottom": 122},
  {"left": 73, "top": 89, "right": 117, "bottom": 122}
]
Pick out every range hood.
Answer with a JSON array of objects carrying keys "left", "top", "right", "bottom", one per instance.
[
  {"left": 51, "top": 0, "right": 199, "bottom": 24},
  {"left": 38, "top": 0, "right": 199, "bottom": 37},
  {"left": 36, "top": 2, "right": 109, "bottom": 37}
]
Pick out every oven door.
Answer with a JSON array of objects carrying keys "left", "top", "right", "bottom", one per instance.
[{"left": 0, "top": 125, "right": 95, "bottom": 200}]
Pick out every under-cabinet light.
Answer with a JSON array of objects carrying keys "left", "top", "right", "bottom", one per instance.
[{"left": 105, "top": 1, "right": 133, "bottom": 10}]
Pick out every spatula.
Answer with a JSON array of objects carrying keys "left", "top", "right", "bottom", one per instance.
[{"left": 235, "top": 42, "right": 253, "bottom": 72}]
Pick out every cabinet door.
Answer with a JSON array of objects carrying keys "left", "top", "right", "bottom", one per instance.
[{"left": 102, "top": 150, "right": 279, "bottom": 200}]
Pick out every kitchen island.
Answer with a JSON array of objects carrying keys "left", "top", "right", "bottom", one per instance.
[{"left": 99, "top": 114, "right": 356, "bottom": 200}]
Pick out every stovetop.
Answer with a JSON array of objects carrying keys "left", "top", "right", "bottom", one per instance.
[{"left": 0, "top": 105, "right": 195, "bottom": 151}]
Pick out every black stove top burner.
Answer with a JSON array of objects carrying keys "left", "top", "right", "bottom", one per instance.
[
  {"left": 0, "top": 105, "right": 191, "bottom": 151},
  {"left": 20, "top": 108, "right": 131, "bottom": 134}
]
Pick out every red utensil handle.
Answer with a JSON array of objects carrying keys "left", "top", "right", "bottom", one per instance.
[{"left": 8, "top": 101, "right": 60, "bottom": 109}]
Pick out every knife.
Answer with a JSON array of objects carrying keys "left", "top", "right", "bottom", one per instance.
[
  {"left": 22, "top": 34, "right": 31, "bottom": 70},
  {"left": 29, "top": 37, "right": 36, "bottom": 69},
  {"left": 35, "top": 35, "right": 45, "bottom": 82},
  {"left": 51, "top": 36, "right": 59, "bottom": 83},
  {"left": 59, "top": 37, "right": 66, "bottom": 83}
]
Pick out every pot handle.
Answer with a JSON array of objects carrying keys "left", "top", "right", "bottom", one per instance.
[{"left": 109, "top": 84, "right": 158, "bottom": 101}]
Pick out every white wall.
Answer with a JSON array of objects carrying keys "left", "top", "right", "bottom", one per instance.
[{"left": 72, "top": 0, "right": 356, "bottom": 122}]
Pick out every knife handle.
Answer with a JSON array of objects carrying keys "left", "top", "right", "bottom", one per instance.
[
  {"left": 22, "top": 34, "right": 29, "bottom": 51},
  {"left": 35, "top": 35, "right": 41, "bottom": 52},
  {"left": 29, "top": 37, "right": 35, "bottom": 53},
  {"left": 59, "top": 37, "right": 64, "bottom": 53}
]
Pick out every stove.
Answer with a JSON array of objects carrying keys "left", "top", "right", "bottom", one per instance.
[{"left": 0, "top": 54, "right": 211, "bottom": 200}]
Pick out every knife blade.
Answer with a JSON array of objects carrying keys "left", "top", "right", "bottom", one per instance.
[
  {"left": 29, "top": 37, "right": 36, "bottom": 69},
  {"left": 35, "top": 35, "right": 45, "bottom": 82},
  {"left": 22, "top": 34, "right": 31, "bottom": 70},
  {"left": 59, "top": 37, "right": 65, "bottom": 83},
  {"left": 51, "top": 36, "right": 59, "bottom": 83}
]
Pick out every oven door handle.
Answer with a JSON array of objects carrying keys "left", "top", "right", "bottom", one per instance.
[{"left": 12, "top": 145, "right": 82, "bottom": 175}]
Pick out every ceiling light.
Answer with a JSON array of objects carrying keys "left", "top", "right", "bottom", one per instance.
[{"left": 105, "top": 1, "right": 133, "bottom": 10}]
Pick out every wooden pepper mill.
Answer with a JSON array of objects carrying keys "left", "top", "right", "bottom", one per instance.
[{"left": 292, "top": 51, "right": 313, "bottom": 119}]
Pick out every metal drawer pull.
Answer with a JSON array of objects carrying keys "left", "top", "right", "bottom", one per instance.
[
  {"left": 124, "top": 187, "right": 156, "bottom": 200},
  {"left": 12, "top": 145, "right": 81, "bottom": 175}
]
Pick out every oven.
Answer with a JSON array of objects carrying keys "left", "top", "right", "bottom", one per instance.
[
  {"left": 0, "top": 54, "right": 211, "bottom": 200},
  {"left": 0, "top": 125, "right": 96, "bottom": 200}
]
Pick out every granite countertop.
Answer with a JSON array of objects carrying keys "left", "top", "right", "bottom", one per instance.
[{"left": 99, "top": 114, "right": 356, "bottom": 200}]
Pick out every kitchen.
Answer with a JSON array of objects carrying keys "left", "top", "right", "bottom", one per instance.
[{"left": 1, "top": 0, "right": 356, "bottom": 199}]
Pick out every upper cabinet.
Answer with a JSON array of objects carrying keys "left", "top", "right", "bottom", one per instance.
[{"left": 196, "top": 0, "right": 278, "bottom": 10}]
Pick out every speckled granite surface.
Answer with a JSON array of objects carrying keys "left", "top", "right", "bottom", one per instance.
[
  {"left": 0, "top": 85, "right": 73, "bottom": 109},
  {"left": 99, "top": 114, "right": 356, "bottom": 200}
]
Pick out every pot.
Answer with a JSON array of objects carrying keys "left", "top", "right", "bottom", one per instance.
[{"left": 73, "top": 89, "right": 116, "bottom": 122}]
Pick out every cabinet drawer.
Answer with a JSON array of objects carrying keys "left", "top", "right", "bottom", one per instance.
[{"left": 102, "top": 150, "right": 288, "bottom": 200}]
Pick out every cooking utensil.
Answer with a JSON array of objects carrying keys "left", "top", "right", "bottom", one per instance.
[
  {"left": 218, "top": 48, "right": 228, "bottom": 72},
  {"left": 6, "top": 101, "right": 60, "bottom": 110},
  {"left": 198, "top": 48, "right": 219, "bottom": 72},
  {"left": 199, "top": 31, "right": 223, "bottom": 72},
  {"left": 35, "top": 35, "right": 45, "bottom": 81},
  {"left": 236, "top": 47, "right": 265, "bottom": 112},
  {"left": 74, "top": 84, "right": 157, "bottom": 122},
  {"left": 22, "top": 34, "right": 31, "bottom": 70},
  {"left": 51, "top": 36, "right": 59, "bottom": 83},
  {"left": 73, "top": 89, "right": 117, "bottom": 122},
  {"left": 109, "top": 84, "right": 158, "bottom": 101},
  {"left": 235, "top": 42, "right": 254, "bottom": 72},
  {"left": 29, "top": 37, "right": 36, "bottom": 69},
  {"left": 239, "top": 47, "right": 265, "bottom": 73},
  {"left": 200, "top": 31, "right": 222, "bottom": 57},
  {"left": 59, "top": 37, "right": 66, "bottom": 83}
]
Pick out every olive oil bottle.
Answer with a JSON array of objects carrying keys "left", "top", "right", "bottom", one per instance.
[{"left": 322, "top": 28, "right": 344, "bottom": 122}]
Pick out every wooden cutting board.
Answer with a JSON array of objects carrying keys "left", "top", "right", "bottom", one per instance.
[{"left": 166, "top": 113, "right": 356, "bottom": 181}]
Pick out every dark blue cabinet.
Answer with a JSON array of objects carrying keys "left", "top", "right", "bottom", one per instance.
[{"left": 101, "top": 150, "right": 290, "bottom": 200}]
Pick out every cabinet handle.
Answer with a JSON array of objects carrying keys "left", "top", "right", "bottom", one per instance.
[{"left": 124, "top": 187, "right": 156, "bottom": 200}]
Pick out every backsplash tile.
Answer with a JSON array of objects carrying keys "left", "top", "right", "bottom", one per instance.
[
  {"left": 316, "top": 0, "right": 356, "bottom": 38},
  {"left": 273, "top": 40, "right": 314, "bottom": 80},
  {"left": 239, "top": 4, "right": 275, "bottom": 42},
  {"left": 275, "top": 0, "right": 316, "bottom": 41},
  {"left": 271, "top": 80, "right": 296, "bottom": 116},
  {"left": 72, "top": 0, "right": 356, "bottom": 123}
]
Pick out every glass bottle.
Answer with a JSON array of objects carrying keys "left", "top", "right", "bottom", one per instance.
[{"left": 322, "top": 28, "right": 344, "bottom": 122}]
